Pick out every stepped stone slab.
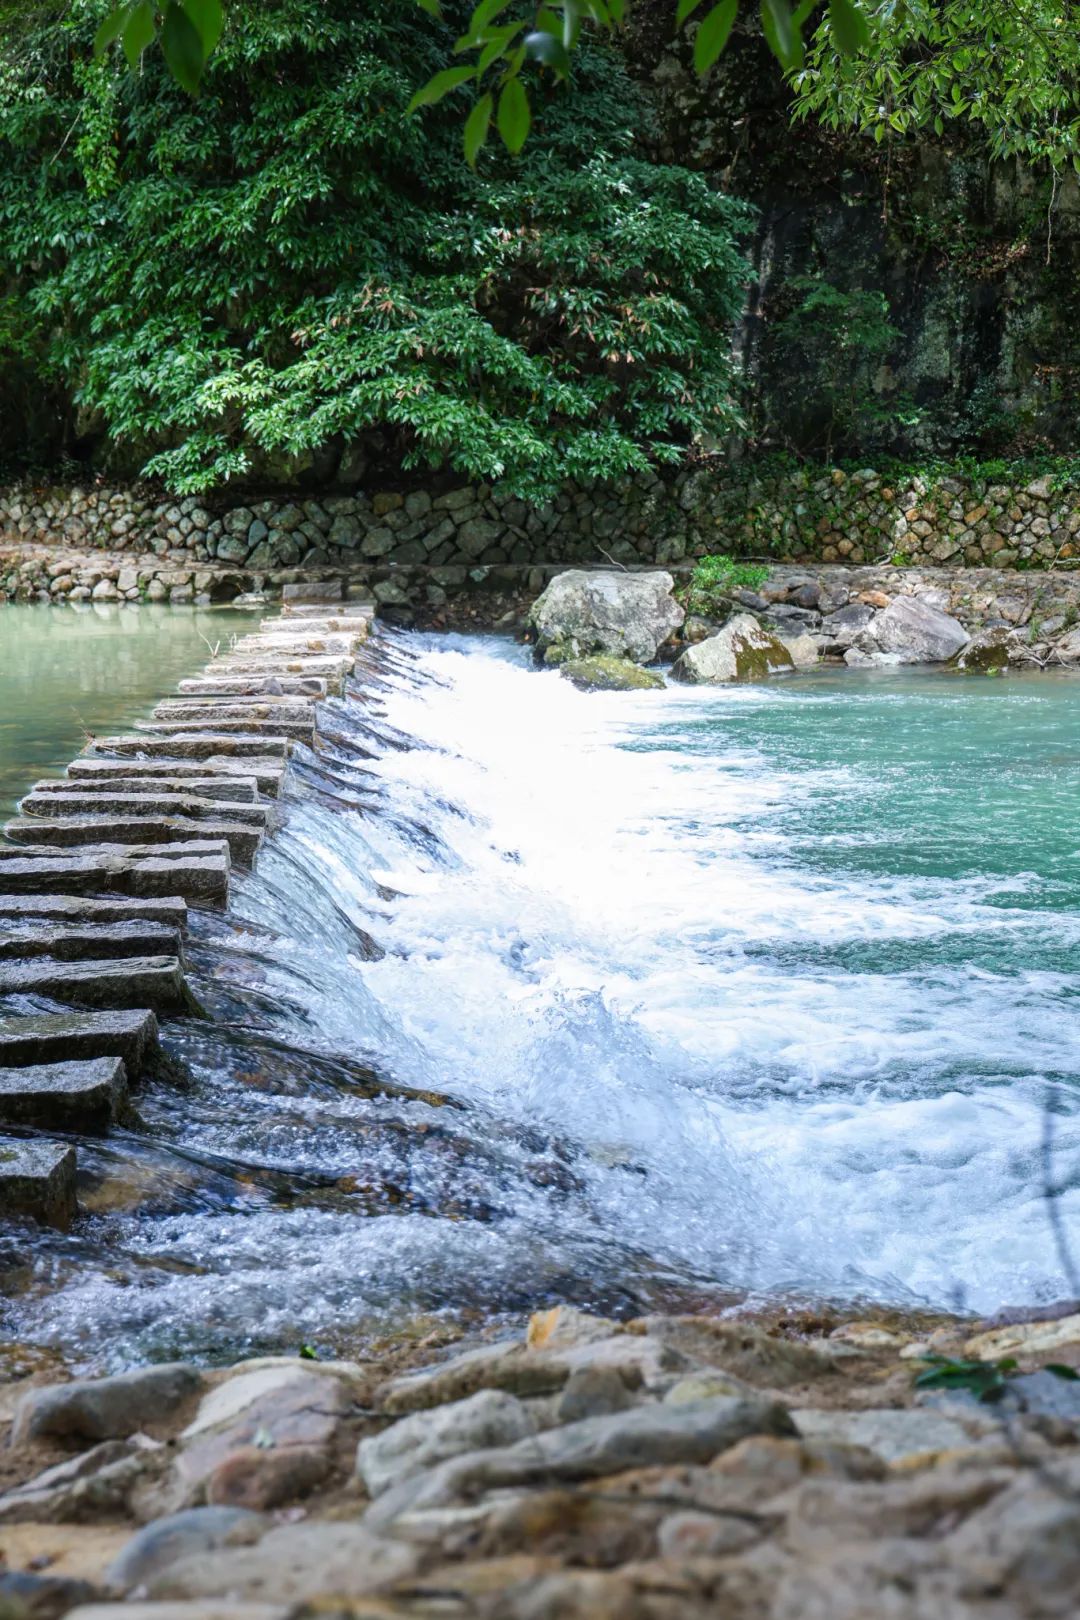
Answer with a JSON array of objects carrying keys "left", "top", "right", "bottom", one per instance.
[
  {"left": 136, "top": 718, "right": 313, "bottom": 744},
  {"left": 68, "top": 757, "right": 281, "bottom": 798},
  {"left": 21, "top": 790, "right": 268, "bottom": 827},
  {"left": 0, "top": 894, "right": 188, "bottom": 929},
  {"left": 91, "top": 734, "right": 289, "bottom": 761},
  {"left": 5, "top": 815, "right": 261, "bottom": 867},
  {"left": 0, "top": 921, "right": 181, "bottom": 962},
  {"left": 266, "top": 616, "right": 372, "bottom": 634},
  {"left": 0, "top": 844, "right": 229, "bottom": 906},
  {"left": 0, "top": 1057, "right": 128, "bottom": 1131},
  {"left": 231, "top": 633, "right": 359, "bottom": 655},
  {"left": 213, "top": 658, "right": 349, "bottom": 687},
  {"left": 0, "top": 1139, "right": 77, "bottom": 1227},
  {"left": 156, "top": 700, "right": 317, "bottom": 723},
  {"left": 0, "top": 1009, "right": 160, "bottom": 1072},
  {"left": 0, "top": 954, "right": 187, "bottom": 1013},
  {"left": 178, "top": 676, "right": 327, "bottom": 698}
]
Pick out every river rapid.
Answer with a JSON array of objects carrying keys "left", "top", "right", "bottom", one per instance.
[{"left": 3, "top": 629, "right": 1079, "bottom": 1370}]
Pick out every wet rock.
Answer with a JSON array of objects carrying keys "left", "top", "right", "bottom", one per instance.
[
  {"left": 0, "top": 1437, "right": 165, "bottom": 1524},
  {"left": 657, "top": 1508, "right": 762, "bottom": 1559},
  {"left": 105, "top": 1507, "right": 267, "bottom": 1594},
  {"left": 366, "top": 1397, "right": 795, "bottom": 1529},
  {"left": 358, "top": 1388, "right": 534, "bottom": 1497},
  {"left": 633, "top": 1316, "right": 837, "bottom": 1388},
  {"left": 670, "top": 615, "right": 794, "bottom": 684},
  {"left": 862, "top": 596, "right": 969, "bottom": 662},
  {"left": 526, "top": 1306, "right": 618, "bottom": 1352},
  {"left": 556, "top": 1367, "right": 637, "bottom": 1424},
  {"left": 0, "top": 1139, "right": 77, "bottom": 1228},
  {"left": 203, "top": 1444, "right": 330, "bottom": 1511},
  {"left": 558, "top": 656, "right": 664, "bottom": 692},
  {"left": 0, "top": 1058, "right": 129, "bottom": 1133},
  {"left": 12, "top": 1365, "right": 203, "bottom": 1448},
  {"left": 964, "top": 1311, "right": 1080, "bottom": 1362},
  {"left": 145, "top": 1521, "right": 418, "bottom": 1604},
  {"left": 529, "top": 570, "right": 684, "bottom": 664}
]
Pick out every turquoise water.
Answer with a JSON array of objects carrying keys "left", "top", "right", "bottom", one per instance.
[{"left": 0, "top": 603, "right": 255, "bottom": 817}]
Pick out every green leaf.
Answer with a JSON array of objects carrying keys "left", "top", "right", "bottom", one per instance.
[
  {"left": 161, "top": 1, "right": 206, "bottom": 93},
  {"left": 525, "top": 28, "right": 571, "bottom": 75},
  {"left": 497, "top": 75, "right": 531, "bottom": 153},
  {"left": 408, "top": 65, "right": 476, "bottom": 112},
  {"left": 93, "top": 4, "right": 130, "bottom": 60},
  {"left": 694, "top": 0, "right": 738, "bottom": 74},
  {"left": 464, "top": 91, "right": 493, "bottom": 167},
  {"left": 414, "top": 0, "right": 443, "bottom": 14},
  {"left": 677, "top": 0, "right": 704, "bottom": 23},
  {"left": 1045, "top": 1363, "right": 1080, "bottom": 1381},
  {"left": 122, "top": 2, "right": 156, "bottom": 71},
  {"left": 760, "top": 0, "right": 802, "bottom": 72},
  {"left": 828, "top": 0, "right": 868, "bottom": 57},
  {"left": 181, "top": 0, "right": 224, "bottom": 59}
]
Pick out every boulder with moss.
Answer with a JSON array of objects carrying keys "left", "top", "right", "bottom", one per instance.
[
  {"left": 529, "top": 570, "right": 684, "bottom": 664},
  {"left": 670, "top": 614, "right": 795, "bottom": 684},
  {"left": 559, "top": 656, "right": 665, "bottom": 692}
]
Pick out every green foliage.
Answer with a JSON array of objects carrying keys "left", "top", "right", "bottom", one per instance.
[
  {"left": 794, "top": 0, "right": 1080, "bottom": 171},
  {"left": 682, "top": 551, "right": 768, "bottom": 614},
  {"left": 0, "top": 0, "right": 754, "bottom": 496},
  {"left": 916, "top": 1354, "right": 1080, "bottom": 1404},
  {"left": 770, "top": 276, "right": 916, "bottom": 456}
]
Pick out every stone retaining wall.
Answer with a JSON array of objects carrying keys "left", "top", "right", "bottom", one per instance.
[{"left": 3, "top": 462, "right": 1080, "bottom": 601}]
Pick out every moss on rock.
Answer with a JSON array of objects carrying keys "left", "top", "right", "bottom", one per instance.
[{"left": 559, "top": 656, "right": 665, "bottom": 692}]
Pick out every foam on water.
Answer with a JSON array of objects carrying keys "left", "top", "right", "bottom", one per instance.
[{"left": 4, "top": 631, "right": 1080, "bottom": 1366}]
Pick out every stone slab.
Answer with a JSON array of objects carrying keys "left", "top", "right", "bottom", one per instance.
[
  {"left": 0, "top": 1009, "right": 160, "bottom": 1073},
  {"left": 67, "top": 758, "right": 282, "bottom": 799},
  {"left": 91, "top": 735, "right": 289, "bottom": 761},
  {"left": 0, "top": 1138, "right": 77, "bottom": 1227},
  {"left": 0, "top": 845, "right": 229, "bottom": 907},
  {"left": 0, "top": 921, "right": 181, "bottom": 962},
  {"left": 67, "top": 1605, "right": 292, "bottom": 1619},
  {"left": 0, "top": 954, "right": 188, "bottom": 1013},
  {"left": 0, "top": 1056, "right": 128, "bottom": 1131},
  {"left": 21, "top": 790, "right": 268, "bottom": 827},
  {"left": 231, "top": 633, "right": 360, "bottom": 655},
  {"left": 266, "top": 616, "right": 372, "bottom": 634},
  {"left": 136, "top": 719, "right": 313, "bottom": 745},
  {"left": 212, "top": 658, "right": 349, "bottom": 688},
  {"left": 5, "top": 816, "right": 261, "bottom": 868},
  {"left": 155, "top": 701, "right": 317, "bottom": 724},
  {"left": 0, "top": 895, "right": 188, "bottom": 930},
  {"left": 177, "top": 676, "right": 327, "bottom": 698}
]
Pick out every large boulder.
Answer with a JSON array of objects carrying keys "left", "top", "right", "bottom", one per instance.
[
  {"left": 861, "top": 596, "right": 969, "bottom": 663},
  {"left": 953, "top": 626, "right": 1026, "bottom": 673},
  {"left": 559, "top": 656, "right": 665, "bottom": 692},
  {"left": 671, "top": 615, "right": 794, "bottom": 684},
  {"left": 529, "top": 570, "right": 683, "bottom": 664}
]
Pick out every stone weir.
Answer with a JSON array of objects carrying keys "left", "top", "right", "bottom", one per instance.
[{"left": 0, "top": 599, "right": 375, "bottom": 1227}]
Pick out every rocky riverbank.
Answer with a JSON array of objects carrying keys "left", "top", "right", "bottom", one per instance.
[{"left": 1, "top": 1301, "right": 1078, "bottom": 1618}]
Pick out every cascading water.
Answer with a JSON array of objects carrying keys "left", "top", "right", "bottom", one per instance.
[{"left": 3, "top": 628, "right": 1080, "bottom": 1370}]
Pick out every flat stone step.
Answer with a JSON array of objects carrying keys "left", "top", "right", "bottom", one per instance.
[
  {"left": 153, "top": 701, "right": 317, "bottom": 729},
  {"left": 0, "top": 1057, "right": 128, "bottom": 1132},
  {"left": 0, "top": 844, "right": 229, "bottom": 907},
  {"left": 0, "top": 1139, "right": 77, "bottom": 1227},
  {"left": 231, "top": 633, "right": 360, "bottom": 655},
  {"left": 67, "top": 757, "right": 282, "bottom": 798},
  {"left": 33, "top": 774, "right": 260, "bottom": 805},
  {"left": 0, "top": 954, "right": 188, "bottom": 1013},
  {"left": 266, "top": 615, "right": 372, "bottom": 634},
  {"left": 0, "top": 1008, "right": 160, "bottom": 1073},
  {"left": 91, "top": 733, "right": 289, "bottom": 761},
  {"left": 21, "top": 790, "right": 268, "bottom": 828},
  {"left": 0, "top": 921, "right": 181, "bottom": 962},
  {"left": 178, "top": 675, "right": 327, "bottom": 698},
  {"left": 5, "top": 815, "right": 261, "bottom": 867},
  {"left": 212, "top": 657, "right": 350, "bottom": 688},
  {"left": 0, "top": 894, "right": 188, "bottom": 930},
  {"left": 135, "top": 717, "right": 313, "bottom": 744}
]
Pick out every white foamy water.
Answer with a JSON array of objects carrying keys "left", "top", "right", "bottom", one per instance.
[{"left": 5, "top": 631, "right": 1080, "bottom": 1366}]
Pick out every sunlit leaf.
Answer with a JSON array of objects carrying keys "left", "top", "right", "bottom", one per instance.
[
  {"left": 695, "top": 0, "right": 738, "bottom": 74},
  {"left": 181, "top": 0, "right": 224, "bottom": 58},
  {"left": 464, "top": 90, "right": 493, "bottom": 166},
  {"left": 828, "top": 0, "right": 869, "bottom": 57},
  {"left": 497, "top": 75, "right": 531, "bottom": 153},
  {"left": 121, "top": 1, "right": 156, "bottom": 71},
  {"left": 161, "top": 0, "right": 206, "bottom": 93},
  {"left": 408, "top": 65, "right": 476, "bottom": 112}
]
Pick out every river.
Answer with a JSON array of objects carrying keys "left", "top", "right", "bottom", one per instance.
[{"left": 2, "top": 627, "right": 1079, "bottom": 1370}]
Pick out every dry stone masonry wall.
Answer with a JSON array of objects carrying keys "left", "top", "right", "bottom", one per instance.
[{"left": 3, "top": 462, "right": 1080, "bottom": 610}]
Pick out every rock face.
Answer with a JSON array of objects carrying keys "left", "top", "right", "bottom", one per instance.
[
  {"left": 558, "top": 656, "right": 665, "bottom": 692},
  {"left": 671, "top": 614, "right": 795, "bottom": 683},
  {"left": 860, "top": 595, "right": 969, "bottom": 663},
  {"left": 529, "top": 570, "right": 683, "bottom": 663},
  {"left": 954, "top": 625, "right": 1026, "bottom": 672}
]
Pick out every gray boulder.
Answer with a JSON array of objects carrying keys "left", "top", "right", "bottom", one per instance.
[
  {"left": 559, "top": 656, "right": 665, "bottom": 692},
  {"left": 954, "top": 626, "right": 1026, "bottom": 673},
  {"left": 1053, "top": 626, "right": 1080, "bottom": 663},
  {"left": 821, "top": 603, "right": 875, "bottom": 651},
  {"left": 357, "top": 1389, "right": 534, "bottom": 1498},
  {"left": 671, "top": 614, "right": 794, "bottom": 684},
  {"left": 862, "top": 596, "right": 969, "bottom": 663},
  {"left": 12, "top": 1364, "right": 203, "bottom": 1447},
  {"left": 106, "top": 1505, "right": 266, "bottom": 1592},
  {"left": 778, "top": 632, "right": 819, "bottom": 670},
  {"left": 529, "top": 570, "right": 683, "bottom": 664}
]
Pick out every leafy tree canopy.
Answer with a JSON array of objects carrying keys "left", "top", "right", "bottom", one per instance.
[{"left": 0, "top": 0, "right": 753, "bottom": 495}]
